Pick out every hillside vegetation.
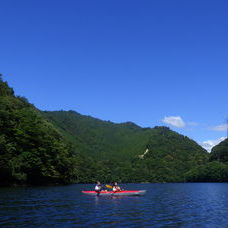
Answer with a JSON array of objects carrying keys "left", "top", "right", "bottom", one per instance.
[
  {"left": 0, "top": 77, "right": 88, "bottom": 185},
  {"left": 43, "top": 111, "right": 209, "bottom": 182},
  {"left": 43, "top": 111, "right": 208, "bottom": 160},
  {"left": 210, "top": 139, "right": 228, "bottom": 162},
  {"left": 43, "top": 110, "right": 148, "bottom": 160},
  {"left": 5, "top": 76, "right": 228, "bottom": 185},
  {"left": 185, "top": 139, "right": 228, "bottom": 182}
]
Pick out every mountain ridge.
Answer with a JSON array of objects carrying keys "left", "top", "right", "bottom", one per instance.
[
  {"left": 43, "top": 110, "right": 208, "bottom": 162},
  {"left": 1, "top": 76, "right": 220, "bottom": 185}
]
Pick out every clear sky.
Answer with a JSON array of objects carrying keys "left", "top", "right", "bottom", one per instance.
[{"left": 0, "top": 0, "right": 227, "bottom": 151}]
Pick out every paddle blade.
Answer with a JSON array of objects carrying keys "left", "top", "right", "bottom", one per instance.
[{"left": 106, "top": 185, "right": 112, "bottom": 189}]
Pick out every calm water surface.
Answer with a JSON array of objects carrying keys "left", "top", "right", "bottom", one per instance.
[{"left": 1, "top": 183, "right": 228, "bottom": 227}]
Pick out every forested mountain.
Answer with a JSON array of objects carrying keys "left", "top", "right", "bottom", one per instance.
[
  {"left": 43, "top": 111, "right": 209, "bottom": 182},
  {"left": 0, "top": 77, "right": 89, "bottom": 185},
  {"left": 185, "top": 138, "right": 228, "bottom": 182},
  {"left": 210, "top": 139, "right": 228, "bottom": 162},
  {"left": 43, "top": 111, "right": 208, "bottom": 162},
  {"left": 43, "top": 111, "right": 146, "bottom": 160},
  {"left": 2, "top": 76, "right": 224, "bottom": 186}
]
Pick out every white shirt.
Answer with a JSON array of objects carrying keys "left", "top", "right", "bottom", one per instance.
[{"left": 95, "top": 185, "right": 101, "bottom": 191}]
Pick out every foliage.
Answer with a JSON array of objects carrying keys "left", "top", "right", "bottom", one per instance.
[
  {"left": 43, "top": 111, "right": 209, "bottom": 183},
  {"left": 0, "top": 79, "right": 87, "bottom": 185},
  {"left": 185, "top": 161, "right": 228, "bottom": 182},
  {"left": 210, "top": 139, "right": 228, "bottom": 162},
  {"left": 43, "top": 112, "right": 208, "bottom": 160},
  {"left": 5, "top": 77, "right": 228, "bottom": 186},
  {"left": 183, "top": 138, "right": 228, "bottom": 182},
  {"left": 0, "top": 77, "right": 14, "bottom": 96}
]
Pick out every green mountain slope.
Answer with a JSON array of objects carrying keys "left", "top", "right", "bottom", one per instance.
[
  {"left": 210, "top": 138, "right": 228, "bottom": 162},
  {"left": 0, "top": 77, "right": 211, "bottom": 185},
  {"left": 43, "top": 110, "right": 152, "bottom": 160},
  {"left": 0, "top": 78, "right": 85, "bottom": 185},
  {"left": 185, "top": 138, "right": 228, "bottom": 182},
  {"left": 43, "top": 111, "right": 209, "bottom": 182},
  {"left": 43, "top": 111, "right": 208, "bottom": 162},
  {"left": 136, "top": 126, "right": 209, "bottom": 181}
]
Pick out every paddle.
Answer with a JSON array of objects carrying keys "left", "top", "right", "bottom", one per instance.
[
  {"left": 106, "top": 184, "right": 113, "bottom": 189},
  {"left": 106, "top": 184, "right": 120, "bottom": 196}
]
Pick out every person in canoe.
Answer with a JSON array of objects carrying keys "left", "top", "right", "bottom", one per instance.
[
  {"left": 112, "top": 182, "right": 122, "bottom": 192},
  {"left": 95, "top": 181, "right": 104, "bottom": 196}
]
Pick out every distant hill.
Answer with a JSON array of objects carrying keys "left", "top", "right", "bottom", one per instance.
[
  {"left": 0, "top": 76, "right": 211, "bottom": 185},
  {"left": 43, "top": 111, "right": 209, "bottom": 182},
  {"left": 185, "top": 138, "right": 228, "bottom": 182},
  {"left": 43, "top": 111, "right": 208, "bottom": 161},
  {"left": 43, "top": 110, "right": 152, "bottom": 160},
  {"left": 210, "top": 138, "right": 228, "bottom": 162}
]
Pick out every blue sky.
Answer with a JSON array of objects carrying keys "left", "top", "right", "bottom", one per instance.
[{"left": 0, "top": 0, "right": 228, "bottom": 150}]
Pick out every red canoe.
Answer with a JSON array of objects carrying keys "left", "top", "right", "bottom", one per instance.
[{"left": 81, "top": 190, "right": 146, "bottom": 196}]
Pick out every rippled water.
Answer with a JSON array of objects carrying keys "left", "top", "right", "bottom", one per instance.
[{"left": 1, "top": 183, "right": 228, "bottom": 227}]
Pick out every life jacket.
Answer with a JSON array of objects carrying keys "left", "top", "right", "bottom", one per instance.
[{"left": 113, "top": 186, "right": 121, "bottom": 192}]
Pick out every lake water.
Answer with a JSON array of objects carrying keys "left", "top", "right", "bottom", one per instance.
[{"left": 1, "top": 183, "right": 228, "bottom": 227}]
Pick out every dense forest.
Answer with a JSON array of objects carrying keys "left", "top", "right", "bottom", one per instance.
[
  {"left": 0, "top": 76, "right": 91, "bottom": 185},
  {"left": 185, "top": 139, "right": 228, "bottom": 182},
  {"left": 43, "top": 111, "right": 209, "bottom": 182},
  {"left": 1, "top": 76, "right": 228, "bottom": 186}
]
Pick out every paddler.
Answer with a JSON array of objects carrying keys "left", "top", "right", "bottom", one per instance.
[
  {"left": 95, "top": 181, "right": 103, "bottom": 196},
  {"left": 112, "top": 182, "right": 121, "bottom": 192}
]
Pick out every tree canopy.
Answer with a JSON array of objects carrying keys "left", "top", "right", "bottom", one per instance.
[{"left": 1, "top": 77, "right": 228, "bottom": 186}]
